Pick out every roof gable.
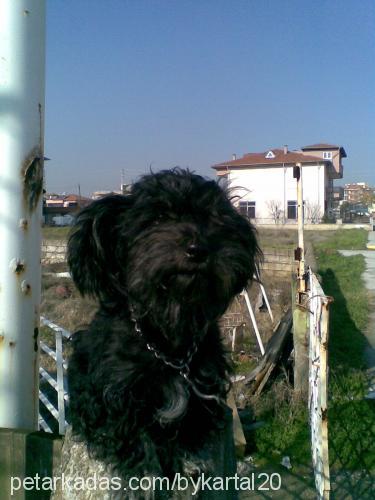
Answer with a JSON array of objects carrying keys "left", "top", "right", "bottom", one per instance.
[{"left": 265, "top": 150, "right": 276, "bottom": 159}]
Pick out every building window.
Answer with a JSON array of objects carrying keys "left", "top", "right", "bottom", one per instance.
[
  {"left": 239, "top": 201, "right": 256, "bottom": 219},
  {"left": 287, "top": 200, "right": 297, "bottom": 219},
  {"left": 323, "top": 151, "right": 332, "bottom": 160}
]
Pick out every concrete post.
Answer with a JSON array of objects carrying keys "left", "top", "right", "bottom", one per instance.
[
  {"left": 292, "top": 165, "right": 309, "bottom": 395},
  {"left": 0, "top": 0, "right": 46, "bottom": 429},
  {"left": 292, "top": 270, "right": 309, "bottom": 396}
]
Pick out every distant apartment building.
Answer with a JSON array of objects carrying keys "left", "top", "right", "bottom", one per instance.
[
  {"left": 344, "top": 183, "right": 373, "bottom": 205},
  {"left": 44, "top": 193, "right": 91, "bottom": 208},
  {"left": 212, "top": 143, "right": 346, "bottom": 224},
  {"left": 43, "top": 193, "right": 91, "bottom": 225}
]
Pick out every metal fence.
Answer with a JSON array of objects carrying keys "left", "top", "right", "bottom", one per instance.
[
  {"left": 308, "top": 270, "right": 331, "bottom": 499},
  {"left": 39, "top": 316, "right": 70, "bottom": 435}
]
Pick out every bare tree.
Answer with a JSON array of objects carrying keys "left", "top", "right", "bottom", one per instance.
[
  {"left": 304, "top": 201, "right": 322, "bottom": 224},
  {"left": 266, "top": 200, "right": 284, "bottom": 224},
  {"left": 361, "top": 190, "right": 375, "bottom": 210}
]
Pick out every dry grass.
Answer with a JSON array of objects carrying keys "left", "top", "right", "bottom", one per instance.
[
  {"left": 40, "top": 262, "right": 99, "bottom": 432},
  {"left": 42, "top": 226, "right": 70, "bottom": 240},
  {"left": 41, "top": 264, "right": 97, "bottom": 334},
  {"left": 257, "top": 228, "right": 297, "bottom": 249}
]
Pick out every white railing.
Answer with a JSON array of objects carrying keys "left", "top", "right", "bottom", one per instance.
[
  {"left": 39, "top": 316, "right": 70, "bottom": 434},
  {"left": 308, "top": 270, "right": 331, "bottom": 500}
]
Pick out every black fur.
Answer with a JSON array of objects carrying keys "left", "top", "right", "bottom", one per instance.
[{"left": 67, "top": 168, "right": 259, "bottom": 478}]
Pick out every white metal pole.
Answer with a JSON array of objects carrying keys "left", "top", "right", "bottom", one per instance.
[
  {"left": 254, "top": 264, "right": 274, "bottom": 323},
  {"left": 55, "top": 330, "right": 66, "bottom": 435},
  {"left": 0, "top": 0, "right": 46, "bottom": 429},
  {"left": 241, "top": 290, "right": 265, "bottom": 356},
  {"left": 231, "top": 326, "right": 237, "bottom": 352}
]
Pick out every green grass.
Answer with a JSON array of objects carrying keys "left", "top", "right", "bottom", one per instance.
[
  {"left": 253, "top": 381, "right": 310, "bottom": 464},
  {"left": 313, "top": 229, "right": 369, "bottom": 369},
  {"left": 233, "top": 358, "right": 256, "bottom": 375},
  {"left": 311, "top": 228, "right": 369, "bottom": 251},
  {"left": 329, "top": 372, "right": 375, "bottom": 470},
  {"left": 315, "top": 253, "right": 368, "bottom": 369},
  {"left": 258, "top": 227, "right": 369, "bottom": 253},
  {"left": 251, "top": 228, "right": 374, "bottom": 472},
  {"left": 313, "top": 229, "right": 374, "bottom": 471}
]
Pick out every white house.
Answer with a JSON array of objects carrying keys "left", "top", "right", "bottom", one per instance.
[{"left": 212, "top": 143, "right": 346, "bottom": 224}]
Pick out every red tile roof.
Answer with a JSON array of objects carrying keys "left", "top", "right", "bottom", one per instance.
[
  {"left": 212, "top": 148, "right": 326, "bottom": 170},
  {"left": 64, "top": 194, "right": 91, "bottom": 202}
]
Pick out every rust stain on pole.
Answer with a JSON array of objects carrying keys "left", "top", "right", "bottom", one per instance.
[
  {"left": 20, "top": 280, "right": 32, "bottom": 295},
  {"left": 10, "top": 258, "right": 26, "bottom": 274},
  {"left": 22, "top": 147, "right": 44, "bottom": 212}
]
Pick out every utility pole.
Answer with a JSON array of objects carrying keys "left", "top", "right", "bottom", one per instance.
[
  {"left": 294, "top": 163, "right": 306, "bottom": 295},
  {"left": 0, "top": 0, "right": 46, "bottom": 429},
  {"left": 292, "top": 162, "right": 309, "bottom": 395}
]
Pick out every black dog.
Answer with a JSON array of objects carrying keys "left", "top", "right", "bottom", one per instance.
[{"left": 67, "top": 168, "right": 259, "bottom": 480}]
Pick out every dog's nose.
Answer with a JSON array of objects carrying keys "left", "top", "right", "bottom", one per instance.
[{"left": 186, "top": 243, "right": 208, "bottom": 262}]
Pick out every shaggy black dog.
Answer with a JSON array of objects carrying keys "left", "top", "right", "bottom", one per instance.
[{"left": 67, "top": 168, "right": 259, "bottom": 480}]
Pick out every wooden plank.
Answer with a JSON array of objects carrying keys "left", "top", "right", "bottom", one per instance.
[
  {"left": 293, "top": 307, "right": 309, "bottom": 395},
  {"left": 244, "top": 309, "right": 293, "bottom": 390},
  {"left": 227, "top": 390, "right": 246, "bottom": 458},
  {"left": 255, "top": 363, "right": 275, "bottom": 396}
]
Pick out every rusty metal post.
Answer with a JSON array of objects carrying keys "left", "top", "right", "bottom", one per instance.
[{"left": 0, "top": 0, "right": 46, "bottom": 429}]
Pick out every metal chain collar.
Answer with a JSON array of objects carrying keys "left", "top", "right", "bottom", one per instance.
[
  {"left": 129, "top": 305, "right": 224, "bottom": 405},
  {"left": 129, "top": 305, "right": 198, "bottom": 376}
]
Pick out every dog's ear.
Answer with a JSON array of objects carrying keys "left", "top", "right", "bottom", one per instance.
[{"left": 67, "top": 195, "right": 132, "bottom": 300}]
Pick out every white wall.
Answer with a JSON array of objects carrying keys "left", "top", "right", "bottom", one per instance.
[{"left": 228, "top": 164, "right": 326, "bottom": 223}]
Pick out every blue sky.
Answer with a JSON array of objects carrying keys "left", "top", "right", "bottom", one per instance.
[{"left": 45, "top": 0, "right": 375, "bottom": 196}]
